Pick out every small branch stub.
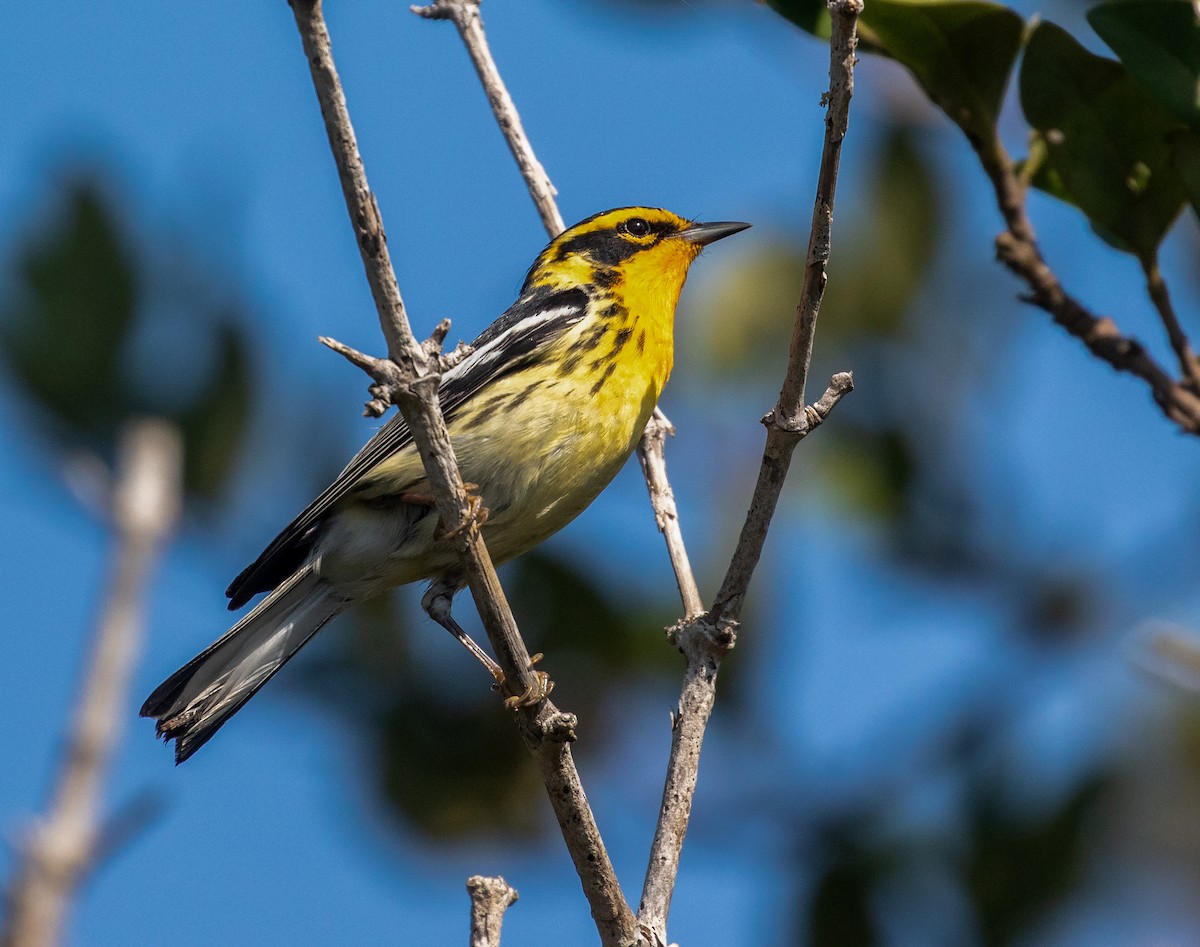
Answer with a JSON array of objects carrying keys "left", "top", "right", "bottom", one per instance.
[{"left": 467, "top": 875, "right": 518, "bottom": 947}]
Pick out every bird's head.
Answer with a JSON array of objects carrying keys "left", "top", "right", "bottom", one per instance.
[{"left": 522, "top": 207, "right": 750, "bottom": 298}]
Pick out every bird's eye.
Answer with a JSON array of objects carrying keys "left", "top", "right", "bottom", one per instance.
[{"left": 623, "top": 217, "right": 651, "bottom": 238}]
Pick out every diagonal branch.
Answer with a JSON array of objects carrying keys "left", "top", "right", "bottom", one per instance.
[
  {"left": 287, "top": 3, "right": 636, "bottom": 944},
  {"left": 412, "top": 0, "right": 565, "bottom": 237},
  {"left": 637, "top": 2, "right": 860, "bottom": 941},
  {"left": 637, "top": 408, "right": 704, "bottom": 619},
  {"left": 1141, "top": 255, "right": 1200, "bottom": 393},
  {"left": 977, "top": 135, "right": 1200, "bottom": 436},
  {"left": 1, "top": 420, "right": 182, "bottom": 947}
]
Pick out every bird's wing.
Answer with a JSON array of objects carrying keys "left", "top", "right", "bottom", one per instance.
[{"left": 225, "top": 287, "right": 589, "bottom": 607}]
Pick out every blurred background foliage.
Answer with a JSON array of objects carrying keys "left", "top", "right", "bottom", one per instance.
[{"left": 4, "top": 0, "right": 1200, "bottom": 944}]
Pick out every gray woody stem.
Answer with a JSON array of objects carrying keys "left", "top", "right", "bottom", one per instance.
[
  {"left": 288, "top": 3, "right": 637, "bottom": 944},
  {"left": 637, "top": 2, "right": 860, "bottom": 941},
  {"left": 411, "top": 0, "right": 704, "bottom": 622},
  {"left": 412, "top": 0, "right": 564, "bottom": 236},
  {"left": 1142, "top": 256, "right": 1200, "bottom": 393},
  {"left": 978, "top": 135, "right": 1200, "bottom": 435},
  {"left": 467, "top": 876, "right": 518, "bottom": 947},
  {"left": 1, "top": 420, "right": 182, "bottom": 947}
]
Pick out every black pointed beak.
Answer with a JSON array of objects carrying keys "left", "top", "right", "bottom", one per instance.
[{"left": 677, "top": 220, "right": 752, "bottom": 246}]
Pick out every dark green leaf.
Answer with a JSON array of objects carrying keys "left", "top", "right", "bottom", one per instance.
[
  {"left": 822, "top": 126, "right": 943, "bottom": 342},
  {"left": 0, "top": 181, "right": 138, "bottom": 443},
  {"left": 174, "top": 318, "right": 253, "bottom": 500},
  {"left": 509, "top": 549, "right": 677, "bottom": 675},
  {"left": 808, "top": 858, "right": 879, "bottom": 947},
  {"left": 1020, "top": 19, "right": 1187, "bottom": 259},
  {"left": 965, "top": 775, "right": 1107, "bottom": 947},
  {"left": 1171, "top": 128, "right": 1200, "bottom": 216},
  {"left": 765, "top": 0, "right": 1024, "bottom": 142},
  {"left": 1088, "top": 0, "right": 1200, "bottom": 129},
  {"left": 763, "top": 0, "right": 831, "bottom": 38},
  {"left": 856, "top": 0, "right": 1024, "bottom": 142}
]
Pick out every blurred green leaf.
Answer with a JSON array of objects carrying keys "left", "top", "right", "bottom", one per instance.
[
  {"left": 821, "top": 126, "right": 942, "bottom": 343},
  {"left": 376, "top": 693, "right": 538, "bottom": 838},
  {"left": 766, "top": 0, "right": 1024, "bottom": 142},
  {"left": 509, "top": 549, "right": 676, "bottom": 675},
  {"left": 1020, "top": 19, "right": 1187, "bottom": 259},
  {"left": 175, "top": 317, "right": 253, "bottom": 499},
  {"left": 1088, "top": 0, "right": 1200, "bottom": 129},
  {"left": 1171, "top": 128, "right": 1200, "bottom": 216},
  {"left": 819, "top": 423, "right": 915, "bottom": 521},
  {"left": 690, "top": 243, "right": 804, "bottom": 384},
  {"left": 855, "top": 0, "right": 1024, "bottom": 143},
  {"left": 763, "top": 0, "right": 831, "bottom": 38},
  {"left": 0, "top": 181, "right": 138, "bottom": 443},
  {"left": 692, "top": 125, "right": 941, "bottom": 382},
  {"left": 297, "top": 595, "right": 543, "bottom": 838},
  {"left": 0, "top": 173, "right": 256, "bottom": 505},
  {"left": 808, "top": 855, "right": 879, "bottom": 946},
  {"left": 965, "top": 776, "right": 1107, "bottom": 947}
]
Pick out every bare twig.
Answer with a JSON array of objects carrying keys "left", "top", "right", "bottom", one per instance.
[
  {"left": 637, "top": 408, "right": 704, "bottom": 619},
  {"left": 1142, "top": 256, "right": 1200, "bottom": 393},
  {"left": 412, "top": 0, "right": 565, "bottom": 236},
  {"left": 1, "top": 420, "right": 182, "bottom": 947},
  {"left": 288, "top": 4, "right": 637, "bottom": 943},
  {"left": 637, "top": 4, "right": 860, "bottom": 940},
  {"left": 466, "top": 875, "right": 518, "bottom": 947},
  {"left": 976, "top": 136, "right": 1200, "bottom": 435}
]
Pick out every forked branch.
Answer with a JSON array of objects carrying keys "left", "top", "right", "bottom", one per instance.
[
  {"left": 638, "top": 1, "right": 860, "bottom": 940},
  {"left": 976, "top": 135, "right": 1200, "bottom": 435}
]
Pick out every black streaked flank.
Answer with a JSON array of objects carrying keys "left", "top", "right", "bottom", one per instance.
[
  {"left": 558, "top": 353, "right": 582, "bottom": 377},
  {"left": 636, "top": 329, "right": 646, "bottom": 354},
  {"left": 509, "top": 380, "right": 542, "bottom": 410},
  {"left": 589, "top": 363, "right": 617, "bottom": 396},
  {"left": 611, "top": 327, "right": 633, "bottom": 358},
  {"left": 571, "top": 322, "right": 608, "bottom": 354},
  {"left": 600, "top": 302, "right": 627, "bottom": 320}
]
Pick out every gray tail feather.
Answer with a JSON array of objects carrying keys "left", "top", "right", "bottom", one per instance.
[{"left": 140, "top": 568, "right": 345, "bottom": 763}]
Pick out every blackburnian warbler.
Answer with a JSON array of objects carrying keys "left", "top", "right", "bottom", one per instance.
[{"left": 141, "top": 207, "right": 749, "bottom": 762}]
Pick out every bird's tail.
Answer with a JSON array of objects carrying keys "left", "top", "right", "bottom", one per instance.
[{"left": 140, "top": 567, "right": 345, "bottom": 763}]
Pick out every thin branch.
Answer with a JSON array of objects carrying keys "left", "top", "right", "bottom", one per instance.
[
  {"left": 636, "top": 409, "right": 704, "bottom": 619},
  {"left": 637, "top": 3, "right": 861, "bottom": 940},
  {"left": 412, "top": 0, "right": 565, "bottom": 236},
  {"left": 467, "top": 875, "right": 518, "bottom": 947},
  {"left": 1142, "top": 256, "right": 1200, "bottom": 392},
  {"left": 976, "top": 135, "right": 1200, "bottom": 435},
  {"left": 288, "top": 4, "right": 636, "bottom": 943},
  {"left": 1, "top": 420, "right": 182, "bottom": 947}
]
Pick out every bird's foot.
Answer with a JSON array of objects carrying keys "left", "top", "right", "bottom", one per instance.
[
  {"left": 439, "top": 482, "right": 489, "bottom": 540},
  {"left": 501, "top": 652, "right": 554, "bottom": 709}
]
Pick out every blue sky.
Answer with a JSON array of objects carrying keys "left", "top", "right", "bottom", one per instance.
[{"left": 4, "top": 1, "right": 1200, "bottom": 945}]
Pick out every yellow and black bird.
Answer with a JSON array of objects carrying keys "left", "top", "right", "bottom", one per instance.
[{"left": 141, "top": 207, "right": 749, "bottom": 762}]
